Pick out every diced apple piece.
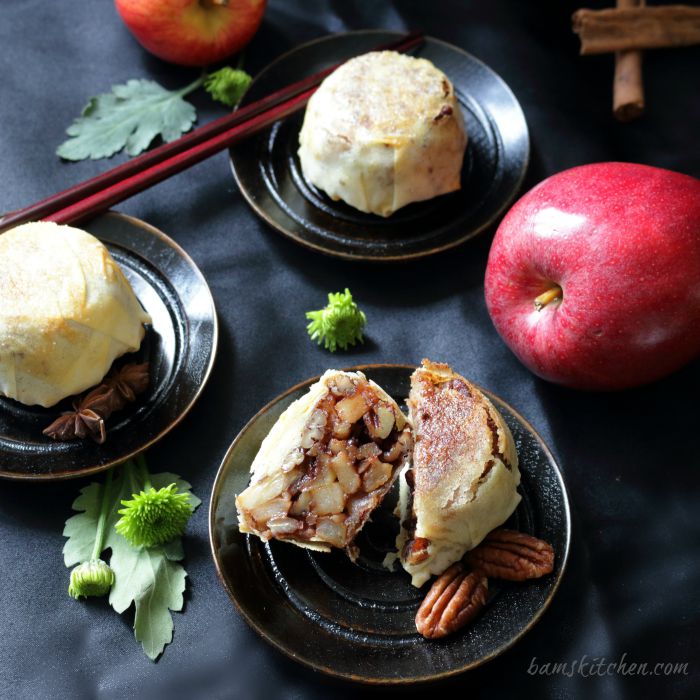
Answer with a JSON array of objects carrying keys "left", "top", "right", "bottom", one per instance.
[
  {"left": 373, "top": 404, "right": 396, "bottom": 440},
  {"left": 313, "top": 454, "right": 337, "bottom": 485},
  {"left": 315, "top": 517, "right": 347, "bottom": 547},
  {"left": 237, "top": 470, "right": 298, "bottom": 511},
  {"left": 335, "top": 393, "right": 369, "bottom": 423},
  {"left": 249, "top": 496, "right": 291, "bottom": 524},
  {"left": 357, "top": 456, "right": 376, "bottom": 474},
  {"left": 329, "top": 447, "right": 351, "bottom": 471},
  {"left": 357, "top": 442, "right": 382, "bottom": 460},
  {"left": 344, "top": 440, "right": 358, "bottom": 462},
  {"left": 268, "top": 517, "right": 303, "bottom": 535},
  {"left": 309, "top": 482, "right": 345, "bottom": 515},
  {"left": 290, "top": 490, "right": 312, "bottom": 516},
  {"left": 331, "top": 450, "right": 360, "bottom": 494},
  {"left": 328, "top": 438, "right": 345, "bottom": 454},
  {"left": 361, "top": 460, "right": 393, "bottom": 492},
  {"left": 332, "top": 420, "right": 352, "bottom": 439}
]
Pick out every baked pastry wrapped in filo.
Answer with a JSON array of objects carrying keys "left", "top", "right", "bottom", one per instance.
[
  {"left": 298, "top": 51, "right": 467, "bottom": 217},
  {"left": 236, "top": 370, "right": 412, "bottom": 551},
  {"left": 394, "top": 360, "right": 521, "bottom": 587},
  {"left": 0, "top": 221, "right": 151, "bottom": 408}
]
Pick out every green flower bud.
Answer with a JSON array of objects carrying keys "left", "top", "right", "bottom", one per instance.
[
  {"left": 203, "top": 67, "right": 252, "bottom": 108},
  {"left": 115, "top": 484, "right": 193, "bottom": 548},
  {"left": 68, "top": 559, "right": 115, "bottom": 600},
  {"left": 306, "top": 288, "right": 367, "bottom": 352}
]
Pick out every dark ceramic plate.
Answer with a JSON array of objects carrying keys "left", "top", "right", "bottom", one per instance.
[
  {"left": 230, "top": 31, "right": 529, "bottom": 262},
  {"left": 0, "top": 212, "right": 217, "bottom": 480},
  {"left": 209, "top": 365, "right": 570, "bottom": 684}
]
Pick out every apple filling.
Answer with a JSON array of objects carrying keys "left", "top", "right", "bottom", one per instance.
[
  {"left": 399, "top": 467, "right": 431, "bottom": 565},
  {"left": 237, "top": 375, "right": 412, "bottom": 549}
]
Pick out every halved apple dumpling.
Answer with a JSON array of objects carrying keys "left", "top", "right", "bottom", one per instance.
[{"left": 236, "top": 370, "right": 412, "bottom": 552}]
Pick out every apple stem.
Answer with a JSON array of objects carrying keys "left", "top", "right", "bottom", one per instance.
[
  {"left": 534, "top": 285, "right": 562, "bottom": 311},
  {"left": 201, "top": 0, "right": 229, "bottom": 7}
]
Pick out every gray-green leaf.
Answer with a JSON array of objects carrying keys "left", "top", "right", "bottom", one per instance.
[
  {"left": 63, "top": 482, "right": 102, "bottom": 567},
  {"left": 56, "top": 78, "right": 199, "bottom": 161},
  {"left": 133, "top": 551, "right": 187, "bottom": 660},
  {"left": 109, "top": 540, "right": 187, "bottom": 660}
]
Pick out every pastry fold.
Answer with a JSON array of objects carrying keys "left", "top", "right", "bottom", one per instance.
[
  {"left": 0, "top": 222, "right": 150, "bottom": 407},
  {"left": 298, "top": 51, "right": 467, "bottom": 217},
  {"left": 395, "top": 360, "right": 521, "bottom": 587},
  {"left": 236, "top": 370, "right": 412, "bottom": 552}
]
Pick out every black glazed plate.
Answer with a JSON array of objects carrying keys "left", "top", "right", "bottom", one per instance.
[
  {"left": 209, "top": 365, "right": 570, "bottom": 684},
  {"left": 0, "top": 212, "right": 217, "bottom": 480},
  {"left": 230, "top": 31, "right": 529, "bottom": 262}
]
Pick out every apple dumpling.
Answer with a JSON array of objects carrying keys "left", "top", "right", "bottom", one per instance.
[
  {"left": 393, "top": 360, "right": 521, "bottom": 587},
  {"left": 298, "top": 51, "right": 467, "bottom": 217},
  {"left": 0, "top": 221, "right": 151, "bottom": 408},
  {"left": 236, "top": 370, "right": 412, "bottom": 551}
]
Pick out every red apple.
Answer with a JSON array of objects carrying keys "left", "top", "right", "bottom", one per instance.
[
  {"left": 115, "top": 0, "right": 266, "bottom": 67},
  {"left": 484, "top": 162, "right": 700, "bottom": 390}
]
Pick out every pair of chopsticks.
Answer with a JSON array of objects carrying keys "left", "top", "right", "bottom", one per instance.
[{"left": 0, "top": 32, "right": 425, "bottom": 234}]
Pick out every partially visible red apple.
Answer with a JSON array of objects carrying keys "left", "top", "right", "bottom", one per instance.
[
  {"left": 484, "top": 162, "right": 700, "bottom": 390},
  {"left": 115, "top": 0, "right": 266, "bottom": 67}
]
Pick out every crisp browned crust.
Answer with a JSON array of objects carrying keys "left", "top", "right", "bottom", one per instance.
[{"left": 409, "top": 359, "right": 512, "bottom": 496}]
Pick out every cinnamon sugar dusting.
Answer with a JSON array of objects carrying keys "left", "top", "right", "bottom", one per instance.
[{"left": 410, "top": 360, "right": 500, "bottom": 494}]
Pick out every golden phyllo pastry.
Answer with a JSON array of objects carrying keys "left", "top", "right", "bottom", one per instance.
[
  {"left": 236, "top": 370, "right": 412, "bottom": 552},
  {"left": 298, "top": 51, "right": 467, "bottom": 217},
  {"left": 0, "top": 222, "right": 150, "bottom": 407},
  {"left": 395, "top": 360, "right": 521, "bottom": 587}
]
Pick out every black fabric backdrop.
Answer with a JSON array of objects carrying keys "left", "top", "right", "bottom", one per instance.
[{"left": 1, "top": 1, "right": 698, "bottom": 698}]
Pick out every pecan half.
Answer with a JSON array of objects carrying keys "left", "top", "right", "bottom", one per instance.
[
  {"left": 466, "top": 529, "right": 554, "bottom": 581},
  {"left": 415, "top": 563, "right": 488, "bottom": 639},
  {"left": 403, "top": 536, "right": 431, "bottom": 565}
]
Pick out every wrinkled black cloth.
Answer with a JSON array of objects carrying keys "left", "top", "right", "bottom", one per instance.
[{"left": 0, "top": 1, "right": 698, "bottom": 699}]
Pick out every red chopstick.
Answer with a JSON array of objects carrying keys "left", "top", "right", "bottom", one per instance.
[
  {"left": 45, "top": 87, "right": 316, "bottom": 226},
  {"left": 0, "top": 31, "right": 424, "bottom": 232}
]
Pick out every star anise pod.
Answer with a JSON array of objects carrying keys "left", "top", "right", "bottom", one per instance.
[
  {"left": 80, "top": 384, "right": 127, "bottom": 418},
  {"left": 43, "top": 391, "right": 109, "bottom": 444},
  {"left": 43, "top": 362, "right": 150, "bottom": 444},
  {"left": 104, "top": 362, "right": 150, "bottom": 403}
]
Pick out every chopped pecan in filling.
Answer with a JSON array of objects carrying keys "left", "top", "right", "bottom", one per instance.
[{"left": 237, "top": 375, "right": 412, "bottom": 549}]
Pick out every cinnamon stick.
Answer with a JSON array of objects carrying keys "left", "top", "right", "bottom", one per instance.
[
  {"left": 613, "top": 0, "right": 645, "bottom": 122},
  {"left": 573, "top": 5, "right": 700, "bottom": 55}
]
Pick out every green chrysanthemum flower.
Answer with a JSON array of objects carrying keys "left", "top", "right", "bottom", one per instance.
[
  {"left": 306, "top": 288, "right": 367, "bottom": 352},
  {"left": 116, "top": 483, "right": 193, "bottom": 548},
  {"left": 68, "top": 559, "right": 115, "bottom": 600}
]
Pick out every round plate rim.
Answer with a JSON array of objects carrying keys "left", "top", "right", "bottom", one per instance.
[
  {"left": 0, "top": 211, "right": 219, "bottom": 482},
  {"left": 208, "top": 363, "right": 571, "bottom": 684},
  {"left": 229, "top": 30, "right": 530, "bottom": 263}
]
